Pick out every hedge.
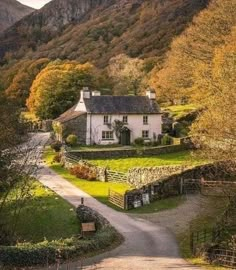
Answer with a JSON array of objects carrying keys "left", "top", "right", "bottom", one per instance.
[{"left": 0, "top": 227, "right": 119, "bottom": 267}]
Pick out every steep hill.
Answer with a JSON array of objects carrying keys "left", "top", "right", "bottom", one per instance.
[
  {"left": 0, "top": 0, "right": 209, "bottom": 67},
  {"left": 0, "top": 0, "right": 34, "bottom": 32}
]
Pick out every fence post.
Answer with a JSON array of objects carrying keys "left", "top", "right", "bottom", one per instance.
[
  {"left": 180, "top": 178, "right": 184, "bottom": 195},
  {"left": 190, "top": 231, "right": 194, "bottom": 255}
]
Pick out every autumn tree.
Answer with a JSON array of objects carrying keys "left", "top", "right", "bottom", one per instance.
[
  {"left": 4, "top": 58, "right": 50, "bottom": 106},
  {"left": 191, "top": 29, "right": 236, "bottom": 161},
  {"left": 27, "top": 60, "right": 96, "bottom": 119},
  {"left": 108, "top": 54, "right": 146, "bottom": 96},
  {"left": 151, "top": 0, "right": 236, "bottom": 104}
]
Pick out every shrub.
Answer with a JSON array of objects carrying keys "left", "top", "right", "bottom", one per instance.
[
  {"left": 70, "top": 164, "right": 97, "bottom": 181},
  {"left": 66, "top": 134, "right": 78, "bottom": 147},
  {"left": 0, "top": 228, "right": 119, "bottom": 267},
  {"left": 50, "top": 141, "right": 62, "bottom": 152},
  {"left": 161, "top": 134, "right": 174, "bottom": 145},
  {"left": 134, "top": 137, "right": 144, "bottom": 146}
]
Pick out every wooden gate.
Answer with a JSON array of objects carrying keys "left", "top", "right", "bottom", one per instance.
[
  {"left": 106, "top": 170, "right": 128, "bottom": 183},
  {"left": 108, "top": 189, "right": 126, "bottom": 210}
]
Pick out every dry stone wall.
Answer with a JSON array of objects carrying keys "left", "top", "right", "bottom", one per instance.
[{"left": 127, "top": 165, "right": 190, "bottom": 188}]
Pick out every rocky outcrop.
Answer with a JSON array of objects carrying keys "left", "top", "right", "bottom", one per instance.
[
  {"left": 0, "top": 0, "right": 113, "bottom": 59},
  {"left": 0, "top": 0, "right": 209, "bottom": 65},
  {"left": 0, "top": 0, "right": 34, "bottom": 33}
]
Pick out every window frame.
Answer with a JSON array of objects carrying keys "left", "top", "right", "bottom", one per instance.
[
  {"left": 102, "top": 131, "right": 114, "bottom": 140},
  {"left": 104, "top": 115, "right": 109, "bottom": 124},
  {"left": 123, "top": 115, "right": 128, "bottom": 124},
  {"left": 143, "top": 115, "right": 148, "bottom": 125},
  {"left": 142, "top": 130, "right": 149, "bottom": 139}
]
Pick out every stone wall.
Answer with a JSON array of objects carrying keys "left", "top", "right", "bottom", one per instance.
[
  {"left": 76, "top": 205, "right": 110, "bottom": 230},
  {"left": 127, "top": 165, "right": 190, "bottom": 188},
  {"left": 163, "top": 161, "right": 236, "bottom": 184},
  {"left": 61, "top": 114, "right": 87, "bottom": 144},
  {"left": 69, "top": 144, "right": 187, "bottom": 160}
]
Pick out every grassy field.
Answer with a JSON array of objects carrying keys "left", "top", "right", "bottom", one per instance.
[
  {"left": 90, "top": 150, "right": 202, "bottom": 172},
  {"left": 2, "top": 181, "right": 80, "bottom": 243},
  {"left": 164, "top": 104, "right": 198, "bottom": 120},
  {"left": 177, "top": 197, "right": 229, "bottom": 270},
  {"left": 44, "top": 148, "right": 186, "bottom": 213}
]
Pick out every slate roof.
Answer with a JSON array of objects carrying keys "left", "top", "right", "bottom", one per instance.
[
  {"left": 55, "top": 105, "right": 86, "bottom": 123},
  {"left": 84, "top": 96, "right": 161, "bottom": 114}
]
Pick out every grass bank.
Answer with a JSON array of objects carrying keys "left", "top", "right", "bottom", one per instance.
[
  {"left": 177, "top": 197, "right": 229, "bottom": 270},
  {"left": 1, "top": 181, "right": 80, "bottom": 243}
]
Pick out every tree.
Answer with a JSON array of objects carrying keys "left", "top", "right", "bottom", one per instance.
[
  {"left": 27, "top": 60, "right": 95, "bottom": 119},
  {"left": 4, "top": 58, "right": 50, "bottom": 106},
  {"left": 108, "top": 54, "right": 146, "bottom": 95},
  {"left": 151, "top": 0, "right": 236, "bottom": 104},
  {"left": 191, "top": 29, "right": 236, "bottom": 161}
]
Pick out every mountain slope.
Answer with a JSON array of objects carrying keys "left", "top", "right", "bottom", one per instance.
[
  {"left": 0, "top": 0, "right": 34, "bottom": 32},
  {"left": 0, "top": 0, "right": 209, "bottom": 66}
]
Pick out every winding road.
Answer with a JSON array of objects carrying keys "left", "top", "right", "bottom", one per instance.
[{"left": 33, "top": 133, "right": 199, "bottom": 270}]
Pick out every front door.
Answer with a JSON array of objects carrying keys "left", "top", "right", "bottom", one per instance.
[{"left": 121, "top": 129, "right": 131, "bottom": 145}]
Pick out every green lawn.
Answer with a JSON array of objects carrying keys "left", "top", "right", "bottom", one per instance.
[
  {"left": 2, "top": 181, "right": 80, "bottom": 243},
  {"left": 44, "top": 148, "right": 187, "bottom": 213},
  {"left": 90, "top": 150, "right": 202, "bottom": 172},
  {"left": 164, "top": 104, "right": 198, "bottom": 120}
]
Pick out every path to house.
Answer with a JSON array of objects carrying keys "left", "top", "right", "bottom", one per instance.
[{"left": 33, "top": 133, "right": 199, "bottom": 270}]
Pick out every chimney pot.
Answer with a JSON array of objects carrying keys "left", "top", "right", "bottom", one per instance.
[{"left": 146, "top": 89, "right": 156, "bottom": 100}]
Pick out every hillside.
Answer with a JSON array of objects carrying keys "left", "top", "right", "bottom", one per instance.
[
  {"left": 0, "top": 0, "right": 209, "bottom": 67},
  {"left": 0, "top": 0, "right": 34, "bottom": 33}
]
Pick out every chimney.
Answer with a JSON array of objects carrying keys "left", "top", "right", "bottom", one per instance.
[
  {"left": 82, "top": 87, "right": 90, "bottom": 99},
  {"left": 92, "top": 90, "right": 101, "bottom": 96},
  {"left": 146, "top": 89, "right": 156, "bottom": 100},
  {"left": 74, "top": 87, "right": 90, "bottom": 112}
]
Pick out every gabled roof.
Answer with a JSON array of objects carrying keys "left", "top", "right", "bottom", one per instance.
[
  {"left": 55, "top": 105, "right": 86, "bottom": 123},
  {"left": 84, "top": 96, "right": 161, "bottom": 114}
]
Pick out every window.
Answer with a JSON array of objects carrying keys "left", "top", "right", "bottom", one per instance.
[
  {"left": 102, "top": 131, "right": 114, "bottom": 140},
  {"left": 104, "top": 115, "right": 110, "bottom": 124},
  {"left": 123, "top": 116, "right": 128, "bottom": 124},
  {"left": 142, "top": 130, "right": 149, "bottom": 139},
  {"left": 143, "top": 115, "right": 148, "bottom": 125}
]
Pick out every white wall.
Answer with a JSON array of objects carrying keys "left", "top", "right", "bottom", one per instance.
[{"left": 86, "top": 114, "right": 162, "bottom": 145}]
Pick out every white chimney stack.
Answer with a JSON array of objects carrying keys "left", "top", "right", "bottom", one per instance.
[
  {"left": 74, "top": 87, "right": 90, "bottom": 112},
  {"left": 92, "top": 90, "right": 101, "bottom": 96},
  {"left": 82, "top": 87, "right": 90, "bottom": 99},
  {"left": 146, "top": 89, "right": 156, "bottom": 100}
]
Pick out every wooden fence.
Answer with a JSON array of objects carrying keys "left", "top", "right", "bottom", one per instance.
[
  {"left": 208, "top": 249, "right": 236, "bottom": 268},
  {"left": 108, "top": 189, "right": 126, "bottom": 210},
  {"left": 106, "top": 170, "right": 128, "bottom": 183}
]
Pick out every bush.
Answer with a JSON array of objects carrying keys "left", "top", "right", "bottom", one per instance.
[
  {"left": 70, "top": 164, "right": 97, "bottom": 181},
  {"left": 134, "top": 137, "right": 144, "bottom": 146},
  {"left": 0, "top": 206, "right": 120, "bottom": 268},
  {"left": 0, "top": 228, "right": 118, "bottom": 267},
  {"left": 161, "top": 134, "right": 174, "bottom": 146},
  {"left": 66, "top": 134, "right": 78, "bottom": 147},
  {"left": 50, "top": 141, "right": 62, "bottom": 152}
]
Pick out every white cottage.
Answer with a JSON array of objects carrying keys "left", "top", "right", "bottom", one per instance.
[{"left": 55, "top": 88, "right": 162, "bottom": 145}]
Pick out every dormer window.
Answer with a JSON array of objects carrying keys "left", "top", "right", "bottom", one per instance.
[
  {"left": 143, "top": 115, "right": 148, "bottom": 125},
  {"left": 123, "top": 116, "right": 128, "bottom": 124}
]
